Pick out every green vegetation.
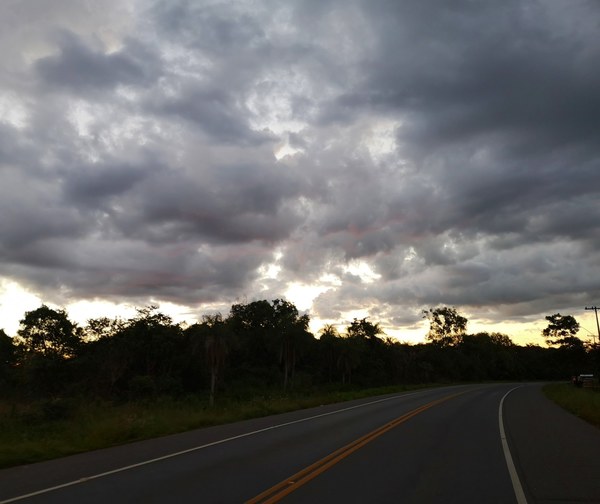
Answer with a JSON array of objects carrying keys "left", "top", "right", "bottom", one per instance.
[
  {"left": 1, "top": 301, "right": 598, "bottom": 468},
  {"left": 543, "top": 383, "right": 600, "bottom": 428},
  {"left": 0, "top": 384, "right": 428, "bottom": 469}
]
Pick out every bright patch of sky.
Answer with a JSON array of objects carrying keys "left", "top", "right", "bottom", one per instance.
[
  {"left": 340, "top": 307, "right": 371, "bottom": 324},
  {"left": 0, "top": 93, "right": 28, "bottom": 129},
  {"left": 67, "top": 100, "right": 95, "bottom": 137},
  {"left": 362, "top": 119, "right": 400, "bottom": 161},
  {"left": 274, "top": 134, "right": 302, "bottom": 161},
  {"left": 343, "top": 260, "right": 381, "bottom": 284},
  {"left": 67, "top": 299, "right": 137, "bottom": 326},
  {"left": 285, "top": 282, "right": 330, "bottom": 311},
  {"left": 258, "top": 249, "right": 283, "bottom": 280},
  {"left": 0, "top": 281, "right": 43, "bottom": 335}
]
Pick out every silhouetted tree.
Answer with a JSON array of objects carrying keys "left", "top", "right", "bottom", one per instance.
[
  {"left": 84, "top": 316, "right": 125, "bottom": 341},
  {"left": 78, "top": 334, "right": 129, "bottom": 396},
  {"left": 319, "top": 324, "right": 341, "bottom": 382},
  {"left": 347, "top": 318, "right": 383, "bottom": 343},
  {"left": 337, "top": 336, "right": 364, "bottom": 385},
  {"left": 380, "top": 337, "right": 410, "bottom": 384},
  {"left": 12, "top": 305, "right": 83, "bottom": 396},
  {"left": 423, "top": 306, "right": 468, "bottom": 347},
  {"left": 15, "top": 305, "right": 82, "bottom": 359},
  {"left": 272, "top": 299, "right": 310, "bottom": 390},
  {"left": 228, "top": 300, "right": 280, "bottom": 386},
  {"left": 458, "top": 332, "right": 514, "bottom": 380},
  {"left": 344, "top": 318, "right": 387, "bottom": 384},
  {"left": 123, "top": 306, "right": 185, "bottom": 395},
  {"left": 8, "top": 297, "right": 595, "bottom": 401},
  {"left": 228, "top": 299, "right": 313, "bottom": 389},
  {"left": 202, "top": 314, "right": 229, "bottom": 406},
  {"left": 542, "top": 313, "right": 582, "bottom": 348},
  {"left": 0, "top": 329, "right": 15, "bottom": 392},
  {"left": 80, "top": 308, "right": 186, "bottom": 397}
]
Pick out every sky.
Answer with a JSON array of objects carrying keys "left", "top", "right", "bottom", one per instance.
[{"left": 1, "top": 0, "right": 599, "bottom": 344}]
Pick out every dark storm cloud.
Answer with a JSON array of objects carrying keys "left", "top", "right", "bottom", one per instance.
[
  {"left": 308, "top": 1, "right": 600, "bottom": 314},
  {"left": 62, "top": 161, "right": 148, "bottom": 205},
  {"left": 151, "top": 0, "right": 267, "bottom": 53},
  {"left": 35, "top": 31, "right": 160, "bottom": 92},
  {"left": 337, "top": 1, "right": 600, "bottom": 141},
  {"left": 0, "top": 123, "right": 28, "bottom": 167},
  {"left": 92, "top": 157, "right": 309, "bottom": 246},
  {"left": 150, "top": 84, "right": 274, "bottom": 145},
  {"left": 328, "top": 0, "right": 600, "bottom": 227},
  {"left": 1, "top": 0, "right": 599, "bottom": 336},
  {"left": 5, "top": 238, "right": 269, "bottom": 306},
  {"left": 0, "top": 165, "right": 86, "bottom": 252}
]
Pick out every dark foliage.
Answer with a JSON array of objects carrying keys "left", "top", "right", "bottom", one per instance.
[{"left": 1, "top": 303, "right": 596, "bottom": 403}]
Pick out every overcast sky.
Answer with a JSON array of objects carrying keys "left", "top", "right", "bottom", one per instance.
[{"left": 1, "top": 0, "right": 599, "bottom": 342}]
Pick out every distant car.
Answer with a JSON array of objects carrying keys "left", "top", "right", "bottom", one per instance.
[{"left": 573, "top": 374, "right": 595, "bottom": 387}]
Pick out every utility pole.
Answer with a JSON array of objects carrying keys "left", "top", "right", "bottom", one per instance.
[{"left": 585, "top": 306, "right": 600, "bottom": 346}]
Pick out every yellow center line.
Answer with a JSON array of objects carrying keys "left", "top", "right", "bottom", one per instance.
[{"left": 246, "top": 392, "right": 464, "bottom": 504}]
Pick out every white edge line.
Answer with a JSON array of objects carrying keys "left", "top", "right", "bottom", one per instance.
[
  {"left": 1, "top": 390, "right": 431, "bottom": 503},
  {"left": 499, "top": 386, "right": 528, "bottom": 504}
]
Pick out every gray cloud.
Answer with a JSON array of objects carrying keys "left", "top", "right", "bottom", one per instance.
[
  {"left": 149, "top": 84, "right": 275, "bottom": 144},
  {"left": 62, "top": 161, "right": 148, "bottom": 206},
  {"left": 1, "top": 0, "right": 599, "bottom": 338},
  {"left": 35, "top": 31, "right": 156, "bottom": 92}
]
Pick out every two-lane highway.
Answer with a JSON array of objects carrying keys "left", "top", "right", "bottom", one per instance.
[
  {"left": 260, "top": 384, "right": 518, "bottom": 503},
  {"left": 1, "top": 383, "right": 599, "bottom": 503}
]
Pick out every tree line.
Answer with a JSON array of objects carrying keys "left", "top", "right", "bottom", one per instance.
[{"left": 0, "top": 300, "right": 597, "bottom": 403}]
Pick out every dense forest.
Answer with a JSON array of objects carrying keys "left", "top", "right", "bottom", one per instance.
[{"left": 0, "top": 300, "right": 597, "bottom": 403}]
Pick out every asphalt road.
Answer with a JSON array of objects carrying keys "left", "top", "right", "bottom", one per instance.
[{"left": 1, "top": 383, "right": 599, "bottom": 503}]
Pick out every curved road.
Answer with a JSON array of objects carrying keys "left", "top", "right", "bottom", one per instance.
[{"left": 1, "top": 384, "right": 599, "bottom": 503}]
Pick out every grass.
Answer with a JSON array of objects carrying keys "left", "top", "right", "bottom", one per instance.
[
  {"left": 0, "top": 383, "right": 432, "bottom": 469},
  {"left": 543, "top": 383, "right": 600, "bottom": 429}
]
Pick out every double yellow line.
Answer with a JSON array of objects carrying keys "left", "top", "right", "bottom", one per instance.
[{"left": 246, "top": 392, "right": 463, "bottom": 503}]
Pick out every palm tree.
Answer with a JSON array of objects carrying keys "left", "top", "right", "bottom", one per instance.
[{"left": 319, "top": 324, "right": 340, "bottom": 382}]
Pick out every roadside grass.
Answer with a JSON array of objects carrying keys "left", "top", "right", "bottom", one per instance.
[
  {"left": 543, "top": 383, "right": 600, "bottom": 428},
  {"left": 0, "top": 383, "right": 432, "bottom": 469}
]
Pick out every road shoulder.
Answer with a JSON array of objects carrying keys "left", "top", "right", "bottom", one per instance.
[{"left": 504, "top": 383, "right": 600, "bottom": 504}]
